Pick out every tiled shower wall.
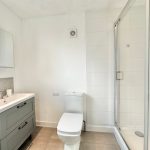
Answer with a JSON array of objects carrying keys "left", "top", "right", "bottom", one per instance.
[
  {"left": 118, "top": 5, "right": 145, "bottom": 131},
  {"left": 0, "top": 78, "right": 14, "bottom": 94}
]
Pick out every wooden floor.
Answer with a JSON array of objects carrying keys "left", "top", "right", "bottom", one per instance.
[{"left": 19, "top": 127, "right": 120, "bottom": 150}]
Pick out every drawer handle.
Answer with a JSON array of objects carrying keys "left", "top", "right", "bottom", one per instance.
[
  {"left": 17, "top": 102, "right": 27, "bottom": 109},
  {"left": 18, "top": 121, "right": 28, "bottom": 130}
]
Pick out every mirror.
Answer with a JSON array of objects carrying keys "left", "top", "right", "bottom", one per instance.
[{"left": 0, "top": 29, "right": 14, "bottom": 68}]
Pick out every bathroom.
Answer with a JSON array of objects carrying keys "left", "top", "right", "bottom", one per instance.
[{"left": 0, "top": 0, "right": 149, "bottom": 149}]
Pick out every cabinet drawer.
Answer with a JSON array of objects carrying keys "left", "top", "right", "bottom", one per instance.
[
  {"left": 1, "top": 115, "right": 35, "bottom": 150},
  {"left": 0, "top": 98, "right": 34, "bottom": 139}
]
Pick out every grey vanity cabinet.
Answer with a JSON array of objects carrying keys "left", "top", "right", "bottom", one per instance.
[
  {"left": 0, "top": 97, "right": 35, "bottom": 150},
  {"left": 1, "top": 115, "right": 35, "bottom": 150}
]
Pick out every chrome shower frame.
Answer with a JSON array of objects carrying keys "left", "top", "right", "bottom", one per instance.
[{"left": 114, "top": 0, "right": 150, "bottom": 149}]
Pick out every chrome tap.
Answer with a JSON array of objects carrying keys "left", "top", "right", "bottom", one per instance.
[{"left": 0, "top": 90, "right": 6, "bottom": 99}]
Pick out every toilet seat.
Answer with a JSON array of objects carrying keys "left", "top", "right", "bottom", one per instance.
[{"left": 57, "top": 113, "right": 83, "bottom": 135}]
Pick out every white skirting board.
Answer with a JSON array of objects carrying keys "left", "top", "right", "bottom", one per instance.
[
  {"left": 36, "top": 121, "right": 129, "bottom": 150},
  {"left": 86, "top": 124, "right": 114, "bottom": 133},
  {"left": 36, "top": 121, "right": 113, "bottom": 133},
  {"left": 36, "top": 121, "right": 57, "bottom": 128}
]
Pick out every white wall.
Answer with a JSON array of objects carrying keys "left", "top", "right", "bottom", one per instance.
[
  {"left": 85, "top": 10, "right": 114, "bottom": 128},
  {"left": 0, "top": 1, "right": 119, "bottom": 130},
  {"left": 14, "top": 10, "right": 116, "bottom": 130},
  {"left": 1, "top": 0, "right": 145, "bottom": 133},
  {"left": 14, "top": 13, "right": 87, "bottom": 126},
  {"left": 0, "top": 0, "right": 115, "bottom": 129},
  {"left": 0, "top": 2, "right": 22, "bottom": 78}
]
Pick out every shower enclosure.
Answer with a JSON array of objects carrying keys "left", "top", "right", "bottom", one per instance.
[{"left": 114, "top": 0, "right": 150, "bottom": 149}]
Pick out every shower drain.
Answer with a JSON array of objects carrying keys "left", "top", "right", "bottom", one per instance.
[{"left": 135, "top": 131, "right": 144, "bottom": 137}]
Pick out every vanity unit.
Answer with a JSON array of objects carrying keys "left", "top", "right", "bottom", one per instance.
[{"left": 0, "top": 93, "right": 35, "bottom": 150}]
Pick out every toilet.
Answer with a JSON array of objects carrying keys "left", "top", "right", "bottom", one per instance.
[{"left": 57, "top": 92, "right": 86, "bottom": 150}]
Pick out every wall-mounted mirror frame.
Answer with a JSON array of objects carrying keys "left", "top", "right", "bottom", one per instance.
[{"left": 0, "top": 28, "right": 14, "bottom": 68}]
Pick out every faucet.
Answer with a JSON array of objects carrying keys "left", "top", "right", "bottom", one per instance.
[{"left": 0, "top": 90, "right": 6, "bottom": 99}]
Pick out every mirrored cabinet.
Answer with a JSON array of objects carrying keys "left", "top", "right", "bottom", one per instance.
[{"left": 0, "top": 29, "right": 14, "bottom": 68}]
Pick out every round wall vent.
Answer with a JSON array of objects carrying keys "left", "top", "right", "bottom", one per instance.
[{"left": 70, "top": 28, "right": 77, "bottom": 38}]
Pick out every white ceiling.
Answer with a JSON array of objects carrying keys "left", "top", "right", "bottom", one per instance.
[{"left": 0, "top": 0, "right": 127, "bottom": 18}]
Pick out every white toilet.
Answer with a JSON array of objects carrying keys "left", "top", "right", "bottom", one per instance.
[{"left": 57, "top": 92, "right": 86, "bottom": 150}]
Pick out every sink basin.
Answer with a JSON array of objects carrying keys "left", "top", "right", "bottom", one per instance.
[
  {"left": 0, "top": 99, "right": 7, "bottom": 106},
  {"left": 0, "top": 94, "right": 31, "bottom": 106},
  {"left": 0, "top": 93, "right": 35, "bottom": 113}
]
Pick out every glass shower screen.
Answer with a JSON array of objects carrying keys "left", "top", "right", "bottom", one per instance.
[{"left": 115, "top": 0, "right": 146, "bottom": 149}]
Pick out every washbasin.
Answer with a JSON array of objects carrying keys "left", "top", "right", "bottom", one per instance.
[
  {"left": 0, "top": 99, "right": 7, "bottom": 106},
  {"left": 0, "top": 94, "right": 29, "bottom": 105},
  {"left": 0, "top": 93, "right": 35, "bottom": 110}
]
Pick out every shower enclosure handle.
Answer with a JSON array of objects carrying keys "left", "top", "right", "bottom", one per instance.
[{"left": 116, "top": 71, "right": 123, "bottom": 80}]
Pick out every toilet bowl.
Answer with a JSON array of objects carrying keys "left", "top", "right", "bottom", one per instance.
[{"left": 57, "top": 113, "right": 83, "bottom": 150}]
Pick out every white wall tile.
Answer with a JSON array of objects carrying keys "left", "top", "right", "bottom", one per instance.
[
  {"left": 86, "top": 31, "right": 108, "bottom": 46},
  {"left": 86, "top": 98, "right": 113, "bottom": 112},
  {"left": 87, "top": 86, "right": 109, "bottom": 98},
  {"left": 117, "top": 5, "right": 145, "bottom": 131},
  {"left": 87, "top": 59, "right": 109, "bottom": 73},
  {"left": 87, "top": 72, "right": 109, "bottom": 86},
  {"left": 87, "top": 45, "right": 109, "bottom": 60},
  {"left": 86, "top": 10, "right": 114, "bottom": 126},
  {"left": 87, "top": 111, "right": 114, "bottom": 125}
]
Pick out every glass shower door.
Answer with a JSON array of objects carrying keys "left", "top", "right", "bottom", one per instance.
[{"left": 116, "top": 0, "right": 146, "bottom": 149}]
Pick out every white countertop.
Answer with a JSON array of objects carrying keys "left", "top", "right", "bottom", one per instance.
[{"left": 0, "top": 93, "right": 35, "bottom": 113}]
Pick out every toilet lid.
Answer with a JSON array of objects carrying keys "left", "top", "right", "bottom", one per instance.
[{"left": 57, "top": 113, "right": 83, "bottom": 133}]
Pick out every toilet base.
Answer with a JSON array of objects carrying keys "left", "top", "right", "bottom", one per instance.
[{"left": 64, "top": 142, "right": 80, "bottom": 150}]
